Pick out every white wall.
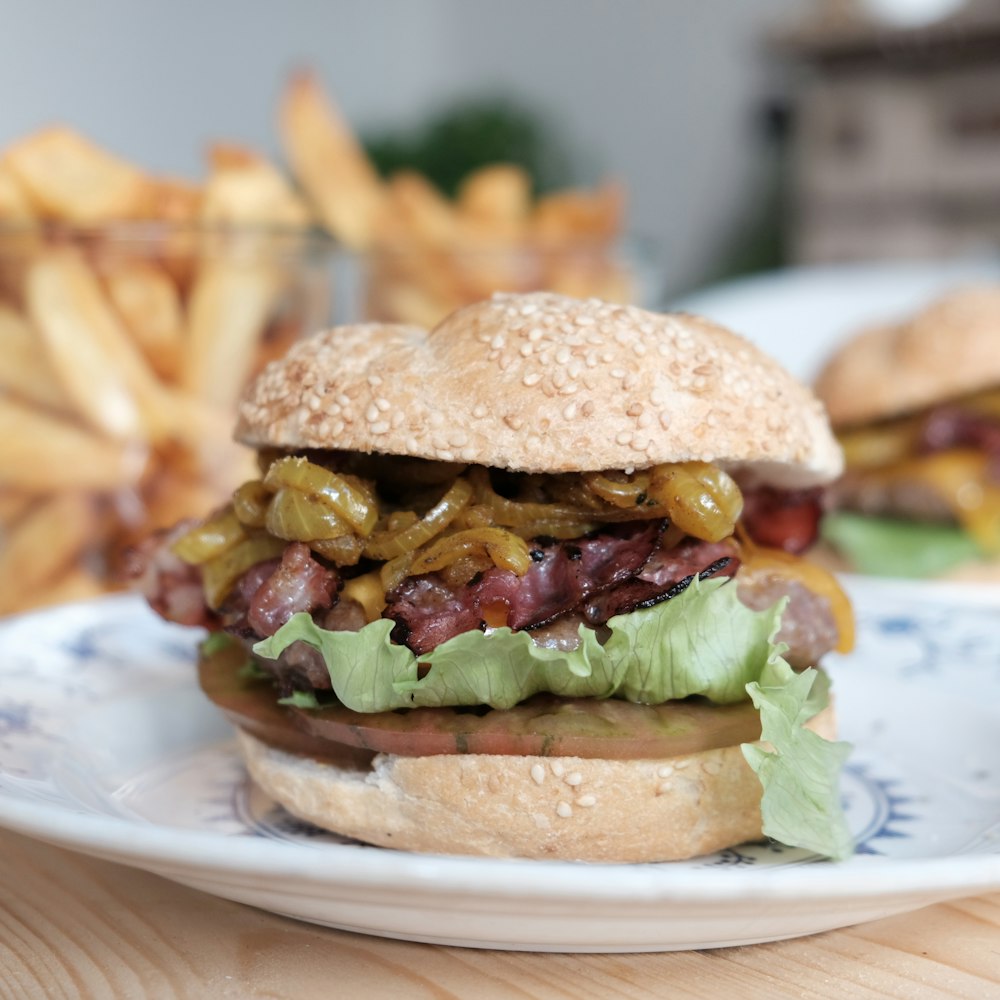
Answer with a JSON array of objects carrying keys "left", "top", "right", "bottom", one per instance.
[{"left": 0, "top": 0, "right": 809, "bottom": 296}]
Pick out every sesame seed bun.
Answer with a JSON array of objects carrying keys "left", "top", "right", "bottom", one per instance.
[
  {"left": 815, "top": 286, "right": 1000, "bottom": 428},
  {"left": 236, "top": 703, "right": 835, "bottom": 861},
  {"left": 236, "top": 292, "right": 842, "bottom": 488}
]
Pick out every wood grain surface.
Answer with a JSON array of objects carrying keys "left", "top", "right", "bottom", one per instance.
[{"left": 2, "top": 831, "right": 999, "bottom": 1000}]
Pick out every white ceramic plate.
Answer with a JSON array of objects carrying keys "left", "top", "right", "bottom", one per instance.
[
  {"left": 673, "top": 257, "right": 1000, "bottom": 381},
  {"left": 1, "top": 583, "right": 1000, "bottom": 952}
]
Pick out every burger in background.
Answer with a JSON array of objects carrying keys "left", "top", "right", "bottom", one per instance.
[
  {"left": 814, "top": 286, "right": 1000, "bottom": 579},
  {"left": 135, "top": 292, "right": 854, "bottom": 863}
]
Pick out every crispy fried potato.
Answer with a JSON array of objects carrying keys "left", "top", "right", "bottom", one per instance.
[
  {"left": 202, "top": 144, "right": 310, "bottom": 228},
  {"left": 0, "top": 493, "right": 101, "bottom": 614},
  {"left": 0, "top": 397, "right": 145, "bottom": 492},
  {"left": 5, "top": 126, "right": 155, "bottom": 223},
  {"left": 280, "top": 70, "right": 385, "bottom": 248},
  {"left": 457, "top": 164, "right": 532, "bottom": 237},
  {"left": 0, "top": 304, "right": 68, "bottom": 411},
  {"left": 182, "top": 260, "right": 280, "bottom": 411},
  {"left": 103, "top": 259, "right": 185, "bottom": 381},
  {"left": 0, "top": 488, "right": 32, "bottom": 526},
  {"left": 146, "top": 175, "right": 202, "bottom": 223},
  {"left": 382, "top": 171, "right": 459, "bottom": 248},
  {"left": 533, "top": 181, "right": 625, "bottom": 243},
  {"left": 0, "top": 160, "right": 36, "bottom": 221},
  {"left": 22, "top": 566, "right": 106, "bottom": 611},
  {"left": 26, "top": 247, "right": 178, "bottom": 439}
]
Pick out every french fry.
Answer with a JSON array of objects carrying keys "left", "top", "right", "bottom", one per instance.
[
  {"left": 5, "top": 126, "right": 155, "bottom": 223},
  {"left": 103, "top": 259, "right": 185, "bottom": 381},
  {"left": 279, "top": 70, "right": 385, "bottom": 248},
  {"left": 0, "top": 488, "right": 33, "bottom": 526},
  {"left": 533, "top": 181, "right": 625, "bottom": 243},
  {"left": 0, "top": 160, "right": 36, "bottom": 221},
  {"left": 0, "top": 397, "right": 145, "bottom": 492},
  {"left": 182, "top": 260, "right": 280, "bottom": 410},
  {"left": 26, "top": 246, "right": 182, "bottom": 440},
  {"left": 201, "top": 144, "right": 310, "bottom": 228},
  {"left": 0, "top": 493, "right": 100, "bottom": 614},
  {"left": 0, "top": 304, "right": 68, "bottom": 411},
  {"left": 382, "top": 171, "right": 459, "bottom": 248},
  {"left": 146, "top": 175, "right": 202, "bottom": 222},
  {"left": 457, "top": 164, "right": 532, "bottom": 237},
  {"left": 21, "top": 566, "right": 106, "bottom": 612},
  {"left": 181, "top": 145, "right": 301, "bottom": 410}
]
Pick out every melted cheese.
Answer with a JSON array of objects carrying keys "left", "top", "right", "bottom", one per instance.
[{"left": 857, "top": 448, "right": 1000, "bottom": 554}]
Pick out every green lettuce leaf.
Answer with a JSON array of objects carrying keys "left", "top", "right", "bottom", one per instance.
[
  {"left": 253, "top": 575, "right": 853, "bottom": 859},
  {"left": 254, "top": 575, "right": 786, "bottom": 712},
  {"left": 821, "top": 510, "right": 979, "bottom": 578},
  {"left": 744, "top": 661, "right": 853, "bottom": 860}
]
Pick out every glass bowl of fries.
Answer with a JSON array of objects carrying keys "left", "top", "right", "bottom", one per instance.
[{"left": 0, "top": 220, "right": 334, "bottom": 615}]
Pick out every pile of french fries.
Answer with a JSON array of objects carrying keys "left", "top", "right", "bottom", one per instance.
[
  {"left": 0, "top": 127, "right": 329, "bottom": 615},
  {"left": 280, "top": 71, "right": 634, "bottom": 329},
  {"left": 0, "top": 74, "right": 635, "bottom": 616}
]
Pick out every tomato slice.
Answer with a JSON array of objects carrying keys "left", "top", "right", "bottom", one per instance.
[{"left": 198, "top": 641, "right": 761, "bottom": 760}]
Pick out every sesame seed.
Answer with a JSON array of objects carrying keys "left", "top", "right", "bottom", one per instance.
[
  {"left": 611, "top": 367, "right": 626, "bottom": 379},
  {"left": 550, "top": 761, "right": 565, "bottom": 777},
  {"left": 674, "top": 759, "right": 691, "bottom": 770},
  {"left": 657, "top": 765, "right": 674, "bottom": 778},
  {"left": 615, "top": 430, "right": 632, "bottom": 445},
  {"left": 530, "top": 764, "right": 546, "bottom": 785},
  {"left": 703, "top": 760, "right": 723, "bottom": 776},
  {"left": 556, "top": 801, "right": 573, "bottom": 818},
  {"left": 555, "top": 346, "right": 571, "bottom": 365},
  {"left": 656, "top": 781, "right": 672, "bottom": 796},
  {"left": 374, "top": 397, "right": 391, "bottom": 412},
  {"left": 472, "top": 403, "right": 488, "bottom": 418},
  {"left": 523, "top": 372, "right": 542, "bottom": 387},
  {"left": 490, "top": 334, "right": 505, "bottom": 349},
  {"left": 564, "top": 772, "right": 583, "bottom": 786},
  {"left": 576, "top": 795, "right": 597, "bottom": 808},
  {"left": 370, "top": 421, "right": 390, "bottom": 435},
  {"left": 519, "top": 343, "right": 534, "bottom": 357}
]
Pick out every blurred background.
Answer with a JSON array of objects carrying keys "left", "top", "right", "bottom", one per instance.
[
  {"left": 4, "top": 0, "right": 997, "bottom": 293},
  {"left": 3, "top": 0, "right": 1000, "bottom": 611}
]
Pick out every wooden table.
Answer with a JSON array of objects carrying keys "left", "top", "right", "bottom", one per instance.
[{"left": 3, "top": 830, "right": 999, "bottom": 999}]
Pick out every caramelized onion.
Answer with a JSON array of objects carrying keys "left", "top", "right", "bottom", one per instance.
[
  {"left": 264, "top": 457, "right": 378, "bottom": 536},
  {"left": 648, "top": 462, "right": 743, "bottom": 542},
  {"left": 364, "top": 477, "right": 474, "bottom": 560},
  {"left": 583, "top": 470, "right": 652, "bottom": 508},
  {"left": 265, "top": 487, "right": 352, "bottom": 542},
  {"left": 201, "top": 535, "right": 286, "bottom": 609},
  {"left": 231, "top": 481, "right": 271, "bottom": 528},
  {"left": 172, "top": 507, "right": 246, "bottom": 565},
  {"left": 310, "top": 534, "right": 365, "bottom": 566},
  {"left": 412, "top": 527, "right": 533, "bottom": 576}
]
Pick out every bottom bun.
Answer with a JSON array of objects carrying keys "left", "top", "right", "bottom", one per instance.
[{"left": 237, "top": 704, "right": 836, "bottom": 862}]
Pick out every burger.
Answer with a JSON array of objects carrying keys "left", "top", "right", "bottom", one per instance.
[
  {"left": 136, "top": 291, "right": 854, "bottom": 862},
  {"left": 814, "top": 286, "right": 1000, "bottom": 580}
]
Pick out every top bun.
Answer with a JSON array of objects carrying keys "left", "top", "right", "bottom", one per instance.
[
  {"left": 815, "top": 286, "right": 1000, "bottom": 428},
  {"left": 237, "top": 292, "right": 842, "bottom": 487}
]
